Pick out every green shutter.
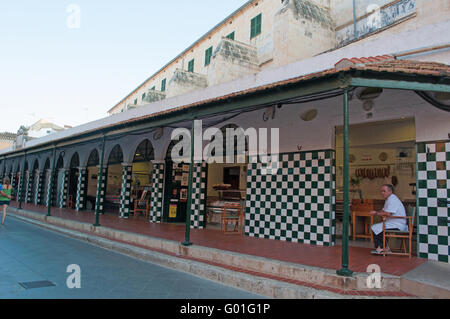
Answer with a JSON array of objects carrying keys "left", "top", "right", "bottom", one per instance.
[
  {"left": 134, "top": 99, "right": 137, "bottom": 105},
  {"left": 142, "top": 92, "right": 146, "bottom": 101},
  {"left": 188, "top": 59, "right": 195, "bottom": 72},
  {"left": 205, "top": 47, "right": 213, "bottom": 66},
  {"left": 251, "top": 14, "right": 262, "bottom": 39},
  {"left": 226, "top": 31, "right": 235, "bottom": 40},
  {"left": 161, "top": 78, "right": 166, "bottom": 92},
  {"left": 151, "top": 86, "right": 155, "bottom": 91}
]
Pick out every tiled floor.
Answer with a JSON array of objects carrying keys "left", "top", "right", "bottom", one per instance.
[{"left": 9, "top": 202, "right": 426, "bottom": 277}]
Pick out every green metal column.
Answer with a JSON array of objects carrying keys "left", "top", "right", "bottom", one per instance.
[
  {"left": 337, "top": 89, "right": 353, "bottom": 277},
  {"left": 18, "top": 153, "right": 26, "bottom": 210},
  {"left": 94, "top": 136, "right": 106, "bottom": 227},
  {"left": 182, "top": 120, "right": 195, "bottom": 247},
  {"left": 47, "top": 146, "right": 57, "bottom": 216}
]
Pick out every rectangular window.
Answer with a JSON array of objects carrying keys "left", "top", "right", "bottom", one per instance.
[
  {"left": 250, "top": 14, "right": 262, "bottom": 39},
  {"left": 142, "top": 92, "right": 146, "bottom": 101},
  {"left": 151, "top": 86, "right": 155, "bottom": 91},
  {"left": 205, "top": 46, "right": 213, "bottom": 66},
  {"left": 134, "top": 99, "right": 138, "bottom": 105},
  {"left": 161, "top": 78, "right": 166, "bottom": 92},
  {"left": 188, "top": 59, "right": 195, "bottom": 72},
  {"left": 226, "top": 31, "right": 235, "bottom": 40}
]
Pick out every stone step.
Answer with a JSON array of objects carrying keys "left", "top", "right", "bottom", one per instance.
[{"left": 8, "top": 208, "right": 426, "bottom": 298}]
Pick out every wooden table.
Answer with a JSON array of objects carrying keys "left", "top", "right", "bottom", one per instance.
[
  {"left": 352, "top": 210, "right": 374, "bottom": 242},
  {"left": 221, "top": 203, "right": 244, "bottom": 235}
]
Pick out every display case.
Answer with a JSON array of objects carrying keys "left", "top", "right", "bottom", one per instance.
[
  {"left": 206, "top": 189, "right": 245, "bottom": 225},
  {"left": 163, "top": 162, "right": 189, "bottom": 223}
]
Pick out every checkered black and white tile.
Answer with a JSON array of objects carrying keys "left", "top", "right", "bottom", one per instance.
[
  {"left": 149, "top": 163, "right": 165, "bottom": 223},
  {"left": 23, "top": 171, "right": 29, "bottom": 203},
  {"left": 11, "top": 174, "right": 16, "bottom": 192},
  {"left": 45, "top": 170, "right": 57, "bottom": 208},
  {"left": 25, "top": 171, "right": 33, "bottom": 203},
  {"left": 59, "top": 169, "right": 69, "bottom": 209},
  {"left": 245, "top": 150, "right": 335, "bottom": 246},
  {"left": 21, "top": 172, "right": 27, "bottom": 203},
  {"left": 45, "top": 172, "right": 52, "bottom": 207},
  {"left": 17, "top": 171, "right": 24, "bottom": 203},
  {"left": 95, "top": 166, "right": 107, "bottom": 214},
  {"left": 119, "top": 165, "right": 132, "bottom": 218},
  {"left": 190, "top": 162, "right": 207, "bottom": 229},
  {"left": 35, "top": 171, "right": 44, "bottom": 205},
  {"left": 417, "top": 141, "right": 450, "bottom": 263},
  {"left": 76, "top": 168, "right": 88, "bottom": 211}
]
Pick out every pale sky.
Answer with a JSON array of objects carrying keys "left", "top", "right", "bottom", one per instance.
[{"left": 0, "top": 0, "right": 248, "bottom": 133}]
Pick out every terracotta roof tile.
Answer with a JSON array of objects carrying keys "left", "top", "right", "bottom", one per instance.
[
  {"left": 353, "top": 59, "right": 450, "bottom": 76},
  {"left": 99, "top": 57, "right": 449, "bottom": 131},
  {"left": 2, "top": 55, "right": 449, "bottom": 155},
  {"left": 335, "top": 55, "right": 394, "bottom": 68}
]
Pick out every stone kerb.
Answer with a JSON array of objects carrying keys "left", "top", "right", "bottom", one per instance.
[{"left": 10, "top": 207, "right": 401, "bottom": 293}]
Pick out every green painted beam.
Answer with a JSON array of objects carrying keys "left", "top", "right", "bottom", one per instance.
[
  {"left": 0, "top": 75, "right": 347, "bottom": 160},
  {"left": 108, "top": 76, "right": 348, "bottom": 135},
  {"left": 351, "top": 77, "right": 450, "bottom": 92},
  {"left": 4, "top": 70, "right": 450, "bottom": 161}
]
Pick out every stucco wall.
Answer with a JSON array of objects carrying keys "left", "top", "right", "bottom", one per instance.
[
  {"left": 166, "top": 69, "right": 208, "bottom": 99},
  {"left": 112, "top": 0, "right": 281, "bottom": 114},
  {"left": 109, "top": 0, "right": 449, "bottom": 116},
  {"left": 273, "top": 0, "right": 336, "bottom": 67},
  {"left": 0, "top": 140, "right": 13, "bottom": 151},
  {"left": 334, "top": 0, "right": 450, "bottom": 47},
  {"left": 207, "top": 38, "right": 260, "bottom": 86}
]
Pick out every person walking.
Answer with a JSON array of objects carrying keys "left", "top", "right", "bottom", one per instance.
[{"left": 0, "top": 177, "right": 13, "bottom": 225}]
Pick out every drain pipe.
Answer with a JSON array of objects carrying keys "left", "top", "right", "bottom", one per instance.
[
  {"left": 353, "top": 0, "right": 357, "bottom": 40},
  {"left": 337, "top": 88, "right": 353, "bottom": 277}
]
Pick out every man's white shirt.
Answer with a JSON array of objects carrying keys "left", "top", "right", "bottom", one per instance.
[{"left": 371, "top": 194, "right": 408, "bottom": 235}]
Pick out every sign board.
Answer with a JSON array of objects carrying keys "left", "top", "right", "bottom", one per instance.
[{"left": 169, "top": 204, "right": 177, "bottom": 218}]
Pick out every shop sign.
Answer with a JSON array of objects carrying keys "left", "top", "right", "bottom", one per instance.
[{"left": 169, "top": 204, "right": 177, "bottom": 218}]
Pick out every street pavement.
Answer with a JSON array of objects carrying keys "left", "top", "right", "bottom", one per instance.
[{"left": 0, "top": 217, "right": 265, "bottom": 299}]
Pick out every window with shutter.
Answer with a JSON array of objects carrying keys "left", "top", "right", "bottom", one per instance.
[
  {"left": 250, "top": 14, "right": 262, "bottom": 39},
  {"left": 188, "top": 59, "right": 195, "bottom": 72},
  {"left": 205, "top": 47, "right": 213, "bottom": 66},
  {"left": 226, "top": 31, "right": 235, "bottom": 40}
]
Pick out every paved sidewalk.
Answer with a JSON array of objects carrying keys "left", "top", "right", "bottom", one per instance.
[
  {"left": 5, "top": 204, "right": 450, "bottom": 299},
  {"left": 9, "top": 203, "right": 425, "bottom": 275},
  {"left": 0, "top": 217, "right": 265, "bottom": 299}
]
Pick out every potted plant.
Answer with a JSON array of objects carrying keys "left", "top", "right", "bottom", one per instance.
[
  {"left": 350, "top": 176, "right": 361, "bottom": 188},
  {"left": 350, "top": 176, "right": 363, "bottom": 200}
]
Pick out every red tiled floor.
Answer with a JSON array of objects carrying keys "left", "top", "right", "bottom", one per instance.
[{"left": 9, "top": 202, "right": 426, "bottom": 277}]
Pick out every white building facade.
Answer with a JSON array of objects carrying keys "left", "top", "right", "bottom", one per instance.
[{"left": 1, "top": 0, "right": 449, "bottom": 264}]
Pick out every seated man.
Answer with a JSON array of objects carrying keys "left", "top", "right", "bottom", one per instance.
[{"left": 369, "top": 184, "right": 408, "bottom": 255}]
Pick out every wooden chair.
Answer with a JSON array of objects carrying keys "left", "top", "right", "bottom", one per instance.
[
  {"left": 133, "top": 189, "right": 149, "bottom": 218},
  {"left": 382, "top": 206, "right": 416, "bottom": 258},
  {"left": 351, "top": 199, "right": 374, "bottom": 242},
  {"left": 67, "top": 195, "right": 75, "bottom": 209},
  {"left": 221, "top": 202, "right": 244, "bottom": 235}
]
